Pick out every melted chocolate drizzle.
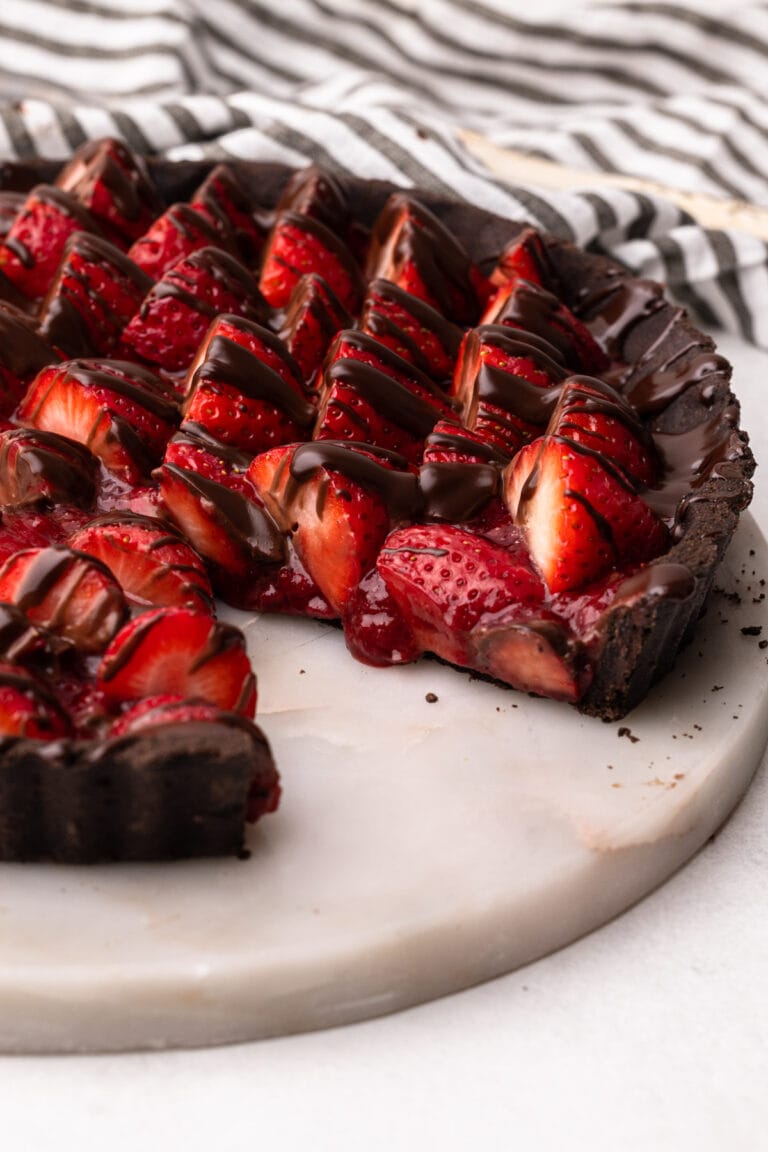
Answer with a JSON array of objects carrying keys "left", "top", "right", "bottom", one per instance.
[{"left": 191, "top": 332, "right": 315, "bottom": 426}]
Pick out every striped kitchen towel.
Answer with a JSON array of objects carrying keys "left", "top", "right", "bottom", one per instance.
[{"left": 1, "top": 0, "right": 767, "bottom": 345}]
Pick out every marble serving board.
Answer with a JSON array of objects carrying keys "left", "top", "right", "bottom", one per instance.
[{"left": 0, "top": 514, "right": 766, "bottom": 1054}]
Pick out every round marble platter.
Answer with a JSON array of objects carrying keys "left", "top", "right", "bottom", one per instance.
[{"left": 0, "top": 513, "right": 766, "bottom": 1054}]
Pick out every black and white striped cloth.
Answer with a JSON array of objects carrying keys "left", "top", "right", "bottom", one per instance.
[{"left": 1, "top": 0, "right": 768, "bottom": 345}]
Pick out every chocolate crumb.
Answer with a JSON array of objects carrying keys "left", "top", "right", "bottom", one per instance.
[
  {"left": 712, "top": 685, "right": 724, "bottom": 692},
  {"left": 741, "top": 625, "right": 762, "bottom": 636},
  {"left": 237, "top": 848, "right": 252, "bottom": 862},
  {"left": 299, "top": 668, "right": 305, "bottom": 674},
  {"left": 617, "top": 726, "right": 639, "bottom": 743},
  {"left": 425, "top": 692, "right": 438, "bottom": 703},
  {"left": 760, "top": 640, "right": 768, "bottom": 650}
]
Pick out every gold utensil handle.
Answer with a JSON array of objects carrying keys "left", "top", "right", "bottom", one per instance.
[{"left": 462, "top": 130, "right": 768, "bottom": 242}]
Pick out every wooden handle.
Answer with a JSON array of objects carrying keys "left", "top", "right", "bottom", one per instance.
[{"left": 461, "top": 130, "right": 768, "bottom": 242}]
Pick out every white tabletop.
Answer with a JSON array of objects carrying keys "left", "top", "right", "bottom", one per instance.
[{"left": 1, "top": 329, "right": 766, "bottom": 1151}]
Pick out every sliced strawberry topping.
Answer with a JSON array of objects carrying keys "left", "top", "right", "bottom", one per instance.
[
  {"left": 453, "top": 324, "right": 566, "bottom": 456},
  {"left": 276, "top": 164, "right": 349, "bottom": 233},
  {"left": 0, "top": 663, "right": 70, "bottom": 738},
  {"left": 108, "top": 694, "right": 231, "bottom": 737},
  {"left": 365, "top": 194, "right": 481, "bottom": 325},
  {"left": 190, "top": 164, "right": 267, "bottom": 265},
  {"left": 507, "top": 436, "right": 669, "bottom": 594},
  {"left": 121, "top": 246, "right": 269, "bottom": 380},
  {"left": 268, "top": 441, "right": 406, "bottom": 614},
  {"left": 0, "top": 427, "right": 99, "bottom": 509},
  {"left": 342, "top": 568, "right": 420, "bottom": 667},
  {"left": 258, "top": 210, "right": 362, "bottom": 311},
  {"left": 156, "top": 429, "right": 284, "bottom": 591},
  {"left": 378, "top": 523, "right": 544, "bottom": 665},
  {"left": 279, "top": 273, "right": 351, "bottom": 382},
  {"left": 183, "top": 317, "right": 315, "bottom": 454},
  {"left": 39, "top": 232, "right": 152, "bottom": 358},
  {"left": 127, "top": 203, "right": 229, "bottom": 281},
  {"left": 97, "top": 607, "right": 257, "bottom": 717},
  {"left": 360, "top": 279, "right": 462, "bottom": 383},
  {"left": 246, "top": 547, "right": 334, "bottom": 619},
  {"left": 68, "top": 514, "right": 214, "bottom": 613},
  {"left": 161, "top": 425, "right": 255, "bottom": 496},
  {"left": 548, "top": 375, "right": 659, "bottom": 487},
  {"left": 473, "top": 608, "right": 588, "bottom": 702},
  {"left": 0, "top": 602, "right": 57, "bottom": 668},
  {"left": 481, "top": 278, "right": 609, "bottom": 376},
  {"left": 56, "top": 137, "right": 162, "bottom": 249},
  {"left": 0, "top": 185, "right": 101, "bottom": 302},
  {"left": 422, "top": 419, "right": 511, "bottom": 466},
  {"left": 0, "top": 303, "right": 58, "bottom": 419},
  {"left": 0, "top": 544, "right": 128, "bottom": 653},
  {"left": 489, "top": 226, "right": 555, "bottom": 290},
  {"left": 316, "top": 330, "right": 457, "bottom": 463},
  {"left": 17, "top": 359, "right": 180, "bottom": 484}
]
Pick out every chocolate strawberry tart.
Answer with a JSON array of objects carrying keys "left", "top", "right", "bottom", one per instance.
[{"left": 0, "top": 139, "right": 753, "bottom": 862}]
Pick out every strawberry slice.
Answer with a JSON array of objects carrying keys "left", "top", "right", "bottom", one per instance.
[
  {"left": 360, "top": 278, "right": 462, "bottom": 383},
  {"left": 453, "top": 325, "right": 566, "bottom": 456},
  {"left": 68, "top": 513, "right": 214, "bottom": 613},
  {"left": 17, "top": 359, "right": 180, "bottom": 484},
  {"left": 183, "top": 315, "right": 315, "bottom": 454},
  {"left": 316, "top": 330, "right": 458, "bottom": 463},
  {"left": 0, "top": 303, "right": 58, "bottom": 419},
  {"left": 422, "top": 419, "right": 511, "bottom": 466},
  {"left": 480, "top": 278, "right": 609, "bottom": 376},
  {"left": 258, "top": 210, "right": 362, "bottom": 311},
  {"left": 108, "top": 694, "right": 229, "bottom": 737},
  {"left": 508, "top": 436, "right": 669, "bottom": 594},
  {"left": 279, "top": 273, "right": 351, "bottom": 382},
  {"left": 0, "top": 663, "right": 70, "bottom": 738},
  {"left": 0, "top": 185, "right": 102, "bottom": 302},
  {"left": 275, "top": 164, "right": 349, "bottom": 233},
  {"left": 39, "top": 232, "right": 153, "bottom": 358},
  {"left": 341, "top": 568, "right": 420, "bottom": 667},
  {"left": 0, "top": 602, "right": 57, "bottom": 668},
  {"left": 190, "top": 163, "right": 267, "bottom": 266},
  {"left": 161, "top": 425, "right": 255, "bottom": 496},
  {"left": 97, "top": 607, "right": 257, "bottom": 717},
  {"left": 127, "top": 203, "right": 229, "bottom": 281},
  {"left": 547, "top": 375, "right": 659, "bottom": 487},
  {"left": 56, "top": 137, "right": 163, "bottom": 249},
  {"left": 365, "top": 194, "right": 482, "bottom": 325},
  {"left": 156, "top": 428, "right": 284, "bottom": 592},
  {"left": 0, "top": 544, "right": 128, "bottom": 653},
  {"left": 473, "top": 608, "right": 588, "bottom": 702},
  {"left": 489, "top": 226, "right": 556, "bottom": 290},
  {"left": 251, "top": 440, "right": 409, "bottom": 614},
  {"left": 377, "top": 523, "right": 545, "bottom": 666},
  {"left": 121, "top": 246, "right": 269, "bottom": 380},
  {"left": 0, "top": 427, "right": 99, "bottom": 509}
]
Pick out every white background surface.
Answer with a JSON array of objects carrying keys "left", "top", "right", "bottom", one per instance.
[{"left": 0, "top": 330, "right": 765, "bottom": 1148}]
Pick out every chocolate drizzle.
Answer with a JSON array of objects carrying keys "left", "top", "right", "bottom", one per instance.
[
  {"left": 325, "top": 358, "right": 449, "bottom": 439},
  {"left": 0, "top": 545, "right": 128, "bottom": 652},
  {"left": 0, "top": 428, "right": 98, "bottom": 509},
  {"left": 365, "top": 193, "right": 477, "bottom": 323},
  {"left": 56, "top": 138, "right": 161, "bottom": 226},
  {"left": 0, "top": 304, "right": 56, "bottom": 381},
  {"left": 191, "top": 332, "right": 315, "bottom": 426}
]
